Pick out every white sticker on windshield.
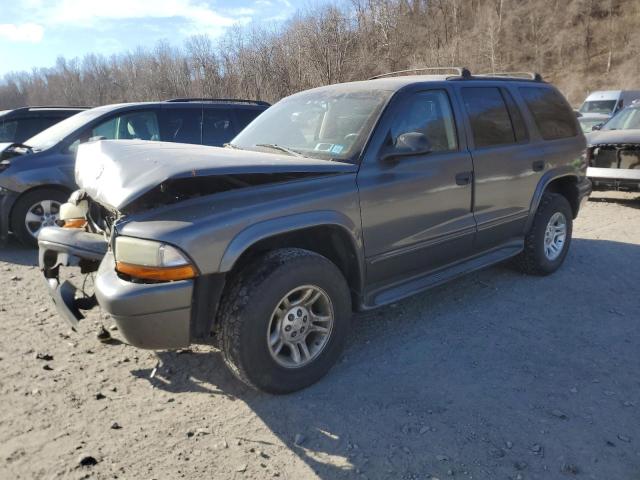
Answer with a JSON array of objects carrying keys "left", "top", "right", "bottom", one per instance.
[{"left": 331, "top": 144, "right": 344, "bottom": 154}]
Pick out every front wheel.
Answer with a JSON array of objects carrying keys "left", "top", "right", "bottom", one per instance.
[
  {"left": 218, "top": 248, "right": 351, "bottom": 393},
  {"left": 514, "top": 192, "right": 573, "bottom": 275},
  {"left": 10, "top": 188, "right": 69, "bottom": 247}
]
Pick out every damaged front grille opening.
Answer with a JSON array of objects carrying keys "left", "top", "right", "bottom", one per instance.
[
  {"left": 123, "top": 172, "right": 326, "bottom": 213},
  {"left": 589, "top": 144, "right": 640, "bottom": 190},
  {"left": 591, "top": 144, "right": 640, "bottom": 170}
]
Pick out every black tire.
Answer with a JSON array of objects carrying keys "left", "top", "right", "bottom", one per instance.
[
  {"left": 514, "top": 192, "right": 573, "bottom": 276},
  {"left": 11, "top": 188, "right": 69, "bottom": 247},
  {"left": 218, "top": 248, "right": 351, "bottom": 394}
]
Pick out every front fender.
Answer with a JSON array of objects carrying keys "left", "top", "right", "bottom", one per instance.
[
  {"left": 218, "top": 210, "right": 364, "bottom": 273},
  {"left": 0, "top": 163, "right": 76, "bottom": 193}
]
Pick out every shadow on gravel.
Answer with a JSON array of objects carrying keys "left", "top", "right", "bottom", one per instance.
[
  {"left": 0, "top": 238, "right": 38, "bottom": 266},
  {"left": 589, "top": 193, "right": 640, "bottom": 209},
  {"left": 130, "top": 238, "right": 640, "bottom": 479}
]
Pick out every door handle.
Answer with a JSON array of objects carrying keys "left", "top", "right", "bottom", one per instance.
[
  {"left": 455, "top": 171, "right": 472, "bottom": 185},
  {"left": 532, "top": 160, "right": 545, "bottom": 172}
]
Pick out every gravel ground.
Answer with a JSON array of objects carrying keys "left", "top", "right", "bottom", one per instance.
[{"left": 1, "top": 191, "right": 639, "bottom": 480}]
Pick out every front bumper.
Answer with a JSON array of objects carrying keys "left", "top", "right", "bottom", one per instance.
[
  {"left": 95, "top": 252, "right": 194, "bottom": 349},
  {"left": 587, "top": 166, "right": 640, "bottom": 189},
  {"left": 39, "top": 227, "right": 108, "bottom": 328},
  {"left": 0, "top": 189, "right": 18, "bottom": 243},
  {"left": 39, "top": 226, "right": 225, "bottom": 350}
]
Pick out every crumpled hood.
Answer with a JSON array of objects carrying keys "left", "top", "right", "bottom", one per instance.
[
  {"left": 586, "top": 129, "right": 640, "bottom": 146},
  {"left": 75, "top": 140, "right": 356, "bottom": 211}
]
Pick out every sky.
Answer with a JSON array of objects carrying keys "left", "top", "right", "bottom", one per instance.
[{"left": 0, "top": 0, "right": 319, "bottom": 76}]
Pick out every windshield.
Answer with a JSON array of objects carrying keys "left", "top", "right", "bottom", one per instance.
[
  {"left": 25, "top": 107, "right": 109, "bottom": 151},
  {"left": 579, "top": 100, "right": 616, "bottom": 115},
  {"left": 0, "top": 119, "right": 18, "bottom": 142},
  {"left": 603, "top": 107, "right": 640, "bottom": 131},
  {"left": 232, "top": 87, "right": 393, "bottom": 162},
  {"left": 578, "top": 117, "right": 606, "bottom": 133}
]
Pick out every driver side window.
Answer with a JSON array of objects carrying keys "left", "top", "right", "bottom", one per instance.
[{"left": 391, "top": 90, "right": 458, "bottom": 152}]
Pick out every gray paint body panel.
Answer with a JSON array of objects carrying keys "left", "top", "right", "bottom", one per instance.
[
  {"left": 118, "top": 172, "right": 363, "bottom": 275},
  {"left": 38, "top": 77, "right": 591, "bottom": 350}
]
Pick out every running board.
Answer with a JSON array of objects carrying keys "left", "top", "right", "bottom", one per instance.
[{"left": 363, "top": 241, "right": 523, "bottom": 309}]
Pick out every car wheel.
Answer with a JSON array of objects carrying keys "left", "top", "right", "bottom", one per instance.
[
  {"left": 10, "top": 188, "right": 69, "bottom": 247},
  {"left": 514, "top": 192, "right": 573, "bottom": 276},
  {"left": 218, "top": 248, "right": 351, "bottom": 393}
]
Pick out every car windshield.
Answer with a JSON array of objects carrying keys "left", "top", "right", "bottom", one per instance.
[
  {"left": 579, "top": 100, "right": 616, "bottom": 115},
  {"left": 25, "top": 107, "right": 110, "bottom": 151},
  {"left": 578, "top": 118, "right": 605, "bottom": 133},
  {"left": 231, "top": 87, "right": 393, "bottom": 162},
  {"left": 603, "top": 107, "right": 640, "bottom": 131},
  {"left": 0, "top": 119, "right": 18, "bottom": 142}
]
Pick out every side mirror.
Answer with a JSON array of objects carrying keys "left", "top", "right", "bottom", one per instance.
[
  {"left": 382, "top": 132, "right": 431, "bottom": 161},
  {"left": 591, "top": 123, "right": 603, "bottom": 131}
]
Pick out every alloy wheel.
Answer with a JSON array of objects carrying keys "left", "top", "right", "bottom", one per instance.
[{"left": 267, "top": 285, "right": 334, "bottom": 368}]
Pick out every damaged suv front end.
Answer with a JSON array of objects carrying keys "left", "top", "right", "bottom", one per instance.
[
  {"left": 586, "top": 104, "right": 640, "bottom": 190},
  {"left": 39, "top": 138, "right": 362, "bottom": 349}
]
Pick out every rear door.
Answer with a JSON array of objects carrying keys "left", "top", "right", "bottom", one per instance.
[{"left": 455, "top": 84, "right": 536, "bottom": 252}]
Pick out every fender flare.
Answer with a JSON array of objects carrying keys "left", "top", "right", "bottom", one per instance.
[
  {"left": 218, "top": 210, "right": 365, "bottom": 288},
  {"left": 525, "top": 171, "right": 579, "bottom": 231}
]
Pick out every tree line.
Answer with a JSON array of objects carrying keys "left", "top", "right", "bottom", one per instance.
[{"left": 1, "top": 0, "right": 638, "bottom": 109}]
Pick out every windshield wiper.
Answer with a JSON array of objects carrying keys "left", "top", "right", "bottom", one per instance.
[
  {"left": 9, "top": 142, "right": 34, "bottom": 152},
  {"left": 255, "top": 143, "right": 305, "bottom": 158},
  {"left": 223, "top": 142, "right": 243, "bottom": 150}
]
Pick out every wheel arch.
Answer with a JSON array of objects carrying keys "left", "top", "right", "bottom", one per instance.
[
  {"left": 9, "top": 184, "right": 73, "bottom": 224},
  {"left": 526, "top": 173, "right": 580, "bottom": 231},
  {"left": 219, "top": 212, "right": 365, "bottom": 303}
]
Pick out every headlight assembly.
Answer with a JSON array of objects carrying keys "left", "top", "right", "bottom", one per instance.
[{"left": 114, "top": 236, "right": 197, "bottom": 281}]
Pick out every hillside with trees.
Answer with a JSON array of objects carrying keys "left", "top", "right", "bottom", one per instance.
[{"left": 1, "top": 0, "right": 639, "bottom": 109}]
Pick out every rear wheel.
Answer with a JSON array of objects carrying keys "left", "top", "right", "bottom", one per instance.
[
  {"left": 11, "top": 188, "right": 69, "bottom": 247},
  {"left": 514, "top": 192, "right": 573, "bottom": 275},
  {"left": 218, "top": 248, "right": 351, "bottom": 393}
]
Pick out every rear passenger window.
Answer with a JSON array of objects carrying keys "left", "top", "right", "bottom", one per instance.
[
  {"left": 161, "top": 108, "right": 202, "bottom": 144},
  {"left": 234, "top": 108, "right": 263, "bottom": 131},
  {"left": 462, "top": 87, "right": 515, "bottom": 148},
  {"left": 519, "top": 87, "right": 578, "bottom": 140},
  {"left": 391, "top": 89, "right": 458, "bottom": 152},
  {"left": 502, "top": 89, "right": 528, "bottom": 142},
  {"left": 202, "top": 109, "right": 234, "bottom": 146}
]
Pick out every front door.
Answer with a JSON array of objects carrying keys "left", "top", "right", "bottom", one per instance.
[{"left": 358, "top": 88, "right": 476, "bottom": 293}]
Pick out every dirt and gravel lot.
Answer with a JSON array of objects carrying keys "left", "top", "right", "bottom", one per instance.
[{"left": 0, "top": 191, "right": 639, "bottom": 480}]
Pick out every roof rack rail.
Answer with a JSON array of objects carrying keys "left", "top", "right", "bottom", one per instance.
[
  {"left": 369, "top": 67, "right": 471, "bottom": 80},
  {"left": 475, "top": 72, "right": 543, "bottom": 82},
  {"left": 165, "top": 98, "right": 270, "bottom": 106},
  {"left": 8, "top": 106, "right": 89, "bottom": 111}
]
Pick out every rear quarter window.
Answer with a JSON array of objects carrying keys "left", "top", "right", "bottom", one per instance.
[{"left": 519, "top": 87, "right": 578, "bottom": 140}]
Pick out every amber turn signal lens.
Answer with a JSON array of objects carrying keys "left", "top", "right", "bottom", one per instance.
[
  {"left": 63, "top": 218, "right": 88, "bottom": 229},
  {"left": 115, "top": 261, "right": 197, "bottom": 281}
]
